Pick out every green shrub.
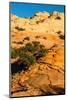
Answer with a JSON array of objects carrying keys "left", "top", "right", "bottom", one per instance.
[
  {"left": 11, "top": 41, "right": 48, "bottom": 69},
  {"left": 11, "top": 48, "right": 18, "bottom": 58},
  {"left": 32, "top": 41, "right": 40, "bottom": 46},
  {"left": 25, "top": 43, "right": 34, "bottom": 53},
  {"left": 36, "top": 48, "right": 48, "bottom": 58},
  {"left": 19, "top": 53, "right": 36, "bottom": 66}
]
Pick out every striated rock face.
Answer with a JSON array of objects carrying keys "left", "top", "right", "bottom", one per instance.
[{"left": 10, "top": 12, "right": 65, "bottom": 97}]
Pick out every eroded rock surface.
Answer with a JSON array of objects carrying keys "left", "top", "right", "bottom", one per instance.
[{"left": 10, "top": 12, "right": 65, "bottom": 97}]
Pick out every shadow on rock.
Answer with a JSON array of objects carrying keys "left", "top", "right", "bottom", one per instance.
[{"left": 11, "top": 61, "right": 28, "bottom": 74}]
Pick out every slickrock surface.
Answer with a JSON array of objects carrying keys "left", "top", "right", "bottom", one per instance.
[{"left": 10, "top": 12, "right": 65, "bottom": 97}]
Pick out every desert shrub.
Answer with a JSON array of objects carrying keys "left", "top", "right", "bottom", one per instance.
[
  {"left": 59, "top": 35, "right": 64, "bottom": 40},
  {"left": 36, "top": 19, "right": 45, "bottom": 24},
  {"left": 32, "top": 41, "right": 40, "bottom": 46},
  {"left": 48, "top": 13, "right": 53, "bottom": 18},
  {"left": 43, "top": 37, "right": 47, "bottom": 40},
  {"left": 13, "top": 41, "right": 23, "bottom": 44},
  {"left": 15, "top": 26, "right": 25, "bottom": 31},
  {"left": 35, "top": 36, "right": 40, "bottom": 38},
  {"left": 32, "top": 41, "right": 41, "bottom": 54},
  {"left": 17, "top": 41, "right": 23, "bottom": 44},
  {"left": 13, "top": 41, "right": 17, "bottom": 43},
  {"left": 36, "top": 21, "right": 39, "bottom": 24},
  {"left": 19, "top": 53, "right": 36, "bottom": 66},
  {"left": 11, "top": 41, "right": 48, "bottom": 70},
  {"left": 24, "top": 37, "right": 30, "bottom": 41},
  {"left": 39, "top": 44, "right": 45, "bottom": 48},
  {"left": 11, "top": 48, "right": 18, "bottom": 58},
  {"left": 30, "top": 17, "right": 33, "bottom": 19},
  {"left": 55, "top": 16, "right": 61, "bottom": 20},
  {"left": 56, "top": 31, "right": 61, "bottom": 34},
  {"left": 34, "top": 14, "right": 37, "bottom": 16},
  {"left": 35, "top": 48, "right": 48, "bottom": 58},
  {"left": 25, "top": 43, "right": 34, "bottom": 53},
  {"left": 30, "top": 14, "right": 37, "bottom": 19}
]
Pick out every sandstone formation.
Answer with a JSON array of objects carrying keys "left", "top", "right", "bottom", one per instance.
[{"left": 10, "top": 12, "right": 65, "bottom": 97}]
